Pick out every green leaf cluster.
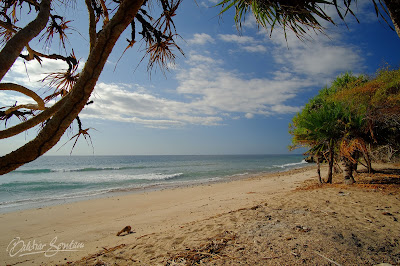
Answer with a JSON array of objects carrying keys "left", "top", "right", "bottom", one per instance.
[
  {"left": 290, "top": 67, "right": 400, "bottom": 157},
  {"left": 290, "top": 72, "right": 363, "bottom": 150},
  {"left": 216, "top": 0, "right": 395, "bottom": 41},
  {"left": 217, "top": 0, "right": 335, "bottom": 40}
]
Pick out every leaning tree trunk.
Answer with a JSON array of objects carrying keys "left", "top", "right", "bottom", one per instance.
[
  {"left": 326, "top": 141, "right": 334, "bottom": 184},
  {"left": 384, "top": 0, "right": 400, "bottom": 38},
  {"left": 343, "top": 157, "right": 355, "bottom": 184},
  {"left": 352, "top": 151, "right": 359, "bottom": 173},
  {"left": 0, "top": 0, "right": 51, "bottom": 80},
  {"left": 0, "top": 0, "right": 145, "bottom": 175},
  {"left": 362, "top": 148, "right": 373, "bottom": 174}
]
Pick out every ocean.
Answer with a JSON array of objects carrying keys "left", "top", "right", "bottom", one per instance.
[{"left": 0, "top": 154, "right": 308, "bottom": 213}]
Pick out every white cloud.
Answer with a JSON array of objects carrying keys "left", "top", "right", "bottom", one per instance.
[
  {"left": 79, "top": 52, "right": 309, "bottom": 128},
  {"left": 270, "top": 105, "right": 302, "bottom": 114},
  {"left": 241, "top": 14, "right": 259, "bottom": 29},
  {"left": 81, "top": 83, "right": 222, "bottom": 128},
  {"left": 0, "top": 11, "right": 368, "bottom": 131},
  {"left": 1, "top": 57, "right": 76, "bottom": 111},
  {"left": 265, "top": 22, "right": 365, "bottom": 79},
  {"left": 242, "top": 45, "right": 267, "bottom": 53},
  {"left": 188, "top": 53, "right": 221, "bottom": 65},
  {"left": 188, "top": 33, "right": 215, "bottom": 45},
  {"left": 218, "top": 34, "right": 267, "bottom": 53},
  {"left": 218, "top": 34, "right": 256, "bottom": 44},
  {"left": 2, "top": 56, "right": 86, "bottom": 104},
  {"left": 276, "top": 42, "right": 363, "bottom": 76},
  {"left": 0, "top": 91, "right": 35, "bottom": 107},
  {"left": 176, "top": 54, "right": 311, "bottom": 116},
  {"left": 3, "top": 58, "right": 70, "bottom": 90},
  {"left": 245, "top": 113, "right": 254, "bottom": 119}
]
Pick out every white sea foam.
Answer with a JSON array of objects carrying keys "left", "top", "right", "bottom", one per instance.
[
  {"left": 1, "top": 155, "right": 308, "bottom": 213},
  {"left": 273, "top": 160, "right": 308, "bottom": 168}
]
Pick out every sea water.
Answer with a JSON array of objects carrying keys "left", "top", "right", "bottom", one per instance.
[{"left": 0, "top": 154, "right": 308, "bottom": 213}]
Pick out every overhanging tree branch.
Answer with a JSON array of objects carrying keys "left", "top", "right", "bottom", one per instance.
[
  {"left": 85, "top": 0, "right": 97, "bottom": 52},
  {"left": 0, "top": 0, "right": 146, "bottom": 174},
  {"left": 384, "top": 0, "right": 400, "bottom": 36},
  {"left": 0, "top": 83, "right": 46, "bottom": 114},
  {"left": 0, "top": 0, "right": 51, "bottom": 80},
  {"left": 0, "top": 90, "right": 70, "bottom": 139}
]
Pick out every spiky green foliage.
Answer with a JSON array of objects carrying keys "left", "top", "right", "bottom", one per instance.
[
  {"left": 290, "top": 68, "right": 400, "bottom": 182},
  {"left": 218, "top": 0, "right": 335, "bottom": 40},
  {"left": 289, "top": 72, "right": 368, "bottom": 182},
  {"left": 217, "top": 0, "right": 396, "bottom": 40},
  {"left": 333, "top": 67, "right": 400, "bottom": 150}
]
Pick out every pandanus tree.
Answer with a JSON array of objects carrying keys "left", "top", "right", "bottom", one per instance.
[
  {"left": 340, "top": 137, "right": 371, "bottom": 183},
  {"left": 0, "top": 0, "right": 183, "bottom": 174},
  {"left": 333, "top": 68, "right": 400, "bottom": 165},
  {"left": 290, "top": 73, "right": 370, "bottom": 184},
  {"left": 291, "top": 69, "right": 400, "bottom": 184},
  {"left": 329, "top": 73, "right": 372, "bottom": 183},
  {"left": 290, "top": 97, "right": 352, "bottom": 183}
]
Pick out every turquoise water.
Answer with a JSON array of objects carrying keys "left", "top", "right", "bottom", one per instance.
[{"left": 0, "top": 155, "right": 308, "bottom": 212}]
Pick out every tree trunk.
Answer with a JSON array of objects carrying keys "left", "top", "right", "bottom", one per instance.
[
  {"left": 0, "top": 0, "right": 51, "bottom": 80},
  {"left": 343, "top": 157, "right": 355, "bottom": 184},
  {"left": 384, "top": 0, "right": 400, "bottom": 38},
  {"left": 0, "top": 0, "right": 145, "bottom": 175},
  {"left": 316, "top": 154, "right": 322, "bottom": 184},
  {"left": 363, "top": 150, "right": 373, "bottom": 174},
  {"left": 352, "top": 150, "right": 359, "bottom": 173},
  {"left": 326, "top": 141, "right": 334, "bottom": 184}
]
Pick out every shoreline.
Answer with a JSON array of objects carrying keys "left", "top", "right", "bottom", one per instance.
[
  {"left": 1, "top": 165, "right": 316, "bottom": 265},
  {"left": 0, "top": 162, "right": 310, "bottom": 214}
]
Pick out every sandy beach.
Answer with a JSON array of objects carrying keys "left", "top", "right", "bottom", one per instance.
[{"left": 1, "top": 164, "right": 399, "bottom": 265}]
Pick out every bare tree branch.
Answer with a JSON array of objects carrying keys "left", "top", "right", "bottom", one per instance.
[
  {"left": 98, "top": 0, "right": 110, "bottom": 26},
  {"left": 0, "top": 20, "right": 19, "bottom": 33},
  {"left": 85, "top": 0, "right": 97, "bottom": 52},
  {"left": 21, "top": 44, "right": 78, "bottom": 71},
  {"left": 0, "top": 91, "right": 69, "bottom": 139},
  {"left": 0, "top": 83, "right": 46, "bottom": 114}
]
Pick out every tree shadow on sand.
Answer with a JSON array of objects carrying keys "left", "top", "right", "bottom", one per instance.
[{"left": 355, "top": 167, "right": 400, "bottom": 185}]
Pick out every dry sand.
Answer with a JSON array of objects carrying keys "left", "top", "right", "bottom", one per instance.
[{"left": 1, "top": 164, "right": 399, "bottom": 265}]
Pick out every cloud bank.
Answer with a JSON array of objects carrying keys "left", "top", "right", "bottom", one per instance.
[{"left": 2, "top": 7, "right": 367, "bottom": 129}]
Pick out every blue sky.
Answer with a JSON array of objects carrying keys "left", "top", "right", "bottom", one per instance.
[{"left": 1, "top": 0, "right": 400, "bottom": 156}]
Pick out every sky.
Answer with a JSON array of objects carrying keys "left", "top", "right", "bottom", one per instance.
[{"left": 1, "top": 0, "right": 400, "bottom": 156}]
